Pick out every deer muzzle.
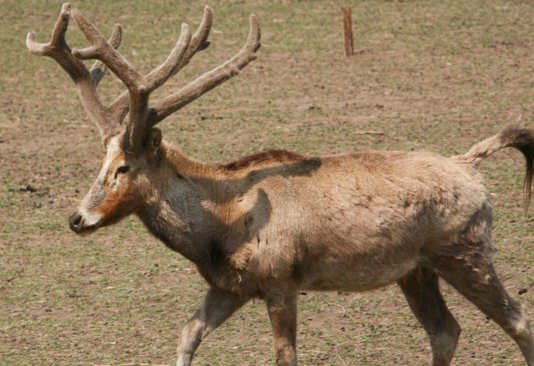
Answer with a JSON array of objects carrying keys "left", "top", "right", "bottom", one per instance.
[{"left": 68, "top": 209, "right": 101, "bottom": 234}]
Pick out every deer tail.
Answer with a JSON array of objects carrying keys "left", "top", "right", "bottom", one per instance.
[{"left": 455, "top": 126, "right": 534, "bottom": 208}]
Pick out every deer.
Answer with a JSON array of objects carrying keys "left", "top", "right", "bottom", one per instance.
[{"left": 27, "top": 3, "right": 534, "bottom": 366}]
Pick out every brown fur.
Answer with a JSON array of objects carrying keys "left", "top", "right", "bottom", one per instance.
[
  {"left": 96, "top": 184, "right": 139, "bottom": 226},
  {"left": 221, "top": 149, "right": 307, "bottom": 172}
]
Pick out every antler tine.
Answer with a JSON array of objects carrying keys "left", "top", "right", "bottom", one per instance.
[
  {"left": 71, "top": 8, "right": 143, "bottom": 92},
  {"left": 27, "top": 3, "right": 78, "bottom": 75},
  {"left": 143, "top": 23, "right": 192, "bottom": 92},
  {"left": 123, "top": 24, "right": 193, "bottom": 150},
  {"left": 172, "top": 6, "right": 213, "bottom": 75},
  {"left": 26, "top": 3, "right": 122, "bottom": 141},
  {"left": 91, "top": 24, "right": 122, "bottom": 86},
  {"left": 26, "top": 3, "right": 70, "bottom": 52},
  {"left": 145, "top": 6, "right": 213, "bottom": 84},
  {"left": 146, "top": 14, "right": 261, "bottom": 129}
]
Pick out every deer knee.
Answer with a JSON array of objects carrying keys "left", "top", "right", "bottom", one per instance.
[
  {"left": 177, "top": 319, "right": 205, "bottom": 355},
  {"left": 429, "top": 327, "right": 461, "bottom": 359},
  {"left": 506, "top": 301, "right": 533, "bottom": 340}
]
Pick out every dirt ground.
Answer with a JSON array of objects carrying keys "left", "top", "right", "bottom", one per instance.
[{"left": 3, "top": 0, "right": 534, "bottom": 365}]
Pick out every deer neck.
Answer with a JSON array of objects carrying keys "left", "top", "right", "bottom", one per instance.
[{"left": 137, "top": 142, "right": 231, "bottom": 265}]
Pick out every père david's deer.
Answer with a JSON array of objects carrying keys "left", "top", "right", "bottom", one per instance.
[{"left": 28, "top": 4, "right": 534, "bottom": 366}]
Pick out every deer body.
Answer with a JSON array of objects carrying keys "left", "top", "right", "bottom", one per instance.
[
  {"left": 131, "top": 140, "right": 489, "bottom": 298},
  {"left": 28, "top": 4, "right": 534, "bottom": 366}
]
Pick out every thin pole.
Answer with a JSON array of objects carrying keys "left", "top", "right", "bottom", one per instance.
[{"left": 342, "top": 7, "right": 353, "bottom": 57}]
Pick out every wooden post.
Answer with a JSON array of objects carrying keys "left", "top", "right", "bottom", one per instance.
[{"left": 342, "top": 7, "right": 353, "bottom": 57}]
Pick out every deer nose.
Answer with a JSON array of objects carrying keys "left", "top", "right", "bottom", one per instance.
[{"left": 69, "top": 213, "right": 82, "bottom": 232}]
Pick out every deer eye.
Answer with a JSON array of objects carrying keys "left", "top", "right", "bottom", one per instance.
[{"left": 117, "top": 166, "right": 130, "bottom": 174}]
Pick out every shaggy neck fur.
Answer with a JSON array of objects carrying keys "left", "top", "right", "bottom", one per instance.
[{"left": 136, "top": 142, "right": 234, "bottom": 267}]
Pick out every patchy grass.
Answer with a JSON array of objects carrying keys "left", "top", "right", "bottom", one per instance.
[{"left": 2, "top": 0, "right": 534, "bottom": 365}]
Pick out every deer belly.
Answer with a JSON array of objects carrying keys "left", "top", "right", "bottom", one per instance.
[
  {"left": 298, "top": 255, "right": 418, "bottom": 292},
  {"left": 292, "top": 222, "right": 422, "bottom": 292}
]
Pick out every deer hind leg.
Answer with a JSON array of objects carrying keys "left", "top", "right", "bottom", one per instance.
[
  {"left": 398, "top": 266, "right": 461, "bottom": 366},
  {"left": 433, "top": 247, "right": 534, "bottom": 365},
  {"left": 266, "top": 290, "right": 298, "bottom": 366},
  {"left": 176, "top": 287, "right": 246, "bottom": 366}
]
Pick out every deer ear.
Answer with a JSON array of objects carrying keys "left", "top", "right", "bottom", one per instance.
[{"left": 146, "top": 127, "right": 162, "bottom": 152}]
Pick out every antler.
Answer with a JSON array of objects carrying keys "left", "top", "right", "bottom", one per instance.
[
  {"left": 26, "top": 3, "right": 126, "bottom": 141},
  {"left": 28, "top": 4, "right": 261, "bottom": 151},
  {"left": 96, "top": 6, "right": 214, "bottom": 144},
  {"left": 146, "top": 14, "right": 261, "bottom": 129}
]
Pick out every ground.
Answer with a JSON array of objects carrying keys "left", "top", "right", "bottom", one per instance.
[{"left": 2, "top": 0, "right": 534, "bottom": 365}]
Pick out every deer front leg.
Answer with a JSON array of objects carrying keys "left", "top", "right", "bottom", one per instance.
[
  {"left": 266, "top": 290, "right": 298, "bottom": 366},
  {"left": 176, "top": 287, "right": 246, "bottom": 366}
]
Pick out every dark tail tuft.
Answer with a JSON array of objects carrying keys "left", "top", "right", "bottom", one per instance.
[
  {"left": 500, "top": 126, "right": 534, "bottom": 210},
  {"left": 460, "top": 126, "right": 534, "bottom": 210}
]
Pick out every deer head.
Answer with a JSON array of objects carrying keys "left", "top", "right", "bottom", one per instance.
[{"left": 27, "top": 3, "right": 261, "bottom": 234}]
